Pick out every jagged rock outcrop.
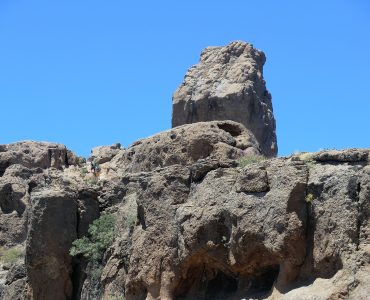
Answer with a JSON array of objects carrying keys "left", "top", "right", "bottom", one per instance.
[
  {"left": 0, "top": 141, "right": 78, "bottom": 175},
  {"left": 172, "top": 41, "right": 277, "bottom": 157},
  {"left": 0, "top": 141, "right": 99, "bottom": 300},
  {"left": 0, "top": 137, "right": 369, "bottom": 300}
]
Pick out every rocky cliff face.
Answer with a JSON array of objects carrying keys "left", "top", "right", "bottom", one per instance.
[
  {"left": 0, "top": 42, "right": 369, "bottom": 300},
  {"left": 0, "top": 139, "right": 369, "bottom": 300},
  {"left": 172, "top": 41, "right": 277, "bottom": 157}
]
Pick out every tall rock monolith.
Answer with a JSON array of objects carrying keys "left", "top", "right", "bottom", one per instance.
[{"left": 172, "top": 41, "right": 277, "bottom": 157}]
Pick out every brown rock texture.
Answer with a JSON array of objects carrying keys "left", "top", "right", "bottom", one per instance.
[
  {"left": 172, "top": 41, "right": 277, "bottom": 157},
  {"left": 1, "top": 137, "right": 369, "bottom": 300},
  {"left": 0, "top": 141, "right": 99, "bottom": 300}
]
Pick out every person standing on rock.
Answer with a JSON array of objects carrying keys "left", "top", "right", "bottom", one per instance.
[{"left": 89, "top": 156, "right": 100, "bottom": 176}]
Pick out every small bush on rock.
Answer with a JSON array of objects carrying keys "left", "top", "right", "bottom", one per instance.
[
  {"left": 0, "top": 247, "right": 24, "bottom": 265},
  {"left": 70, "top": 214, "right": 116, "bottom": 261},
  {"left": 305, "top": 193, "right": 315, "bottom": 202},
  {"left": 238, "top": 154, "right": 266, "bottom": 167}
]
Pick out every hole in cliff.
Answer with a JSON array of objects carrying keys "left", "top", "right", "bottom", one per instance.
[
  {"left": 0, "top": 184, "right": 14, "bottom": 214},
  {"left": 217, "top": 123, "right": 242, "bottom": 137},
  {"left": 138, "top": 205, "right": 147, "bottom": 230},
  {"left": 174, "top": 266, "right": 239, "bottom": 300},
  {"left": 0, "top": 161, "right": 10, "bottom": 177},
  {"left": 244, "top": 265, "right": 279, "bottom": 296},
  {"left": 205, "top": 271, "right": 238, "bottom": 300},
  {"left": 28, "top": 181, "right": 38, "bottom": 194}
]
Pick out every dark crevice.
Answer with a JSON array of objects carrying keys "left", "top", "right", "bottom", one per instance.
[
  {"left": 28, "top": 181, "right": 38, "bottom": 194},
  {"left": 217, "top": 123, "right": 242, "bottom": 137},
  {"left": 242, "top": 265, "right": 280, "bottom": 297},
  {"left": 65, "top": 152, "right": 69, "bottom": 167},
  {"left": 0, "top": 161, "right": 10, "bottom": 177},
  {"left": 71, "top": 204, "right": 84, "bottom": 300},
  {"left": 71, "top": 258, "right": 87, "bottom": 300},
  {"left": 175, "top": 264, "right": 279, "bottom": 300},
  {"left": 205, "top": 271, "right": 238, "bottom": 300},
  {"left": 355, "top": 182, "right": 362, "bottom": 250},
  {"left": 300, "top": 165, "right": 315, "bottom": 282},
  {"left": 190, "top": 164, "right": 219, "bottom": 183},
  {"left": 0, "top": 183, "right": 14, "bottom": 214},
  {"left": 138, "top": 205, "right": 147, "bottom": 230}
]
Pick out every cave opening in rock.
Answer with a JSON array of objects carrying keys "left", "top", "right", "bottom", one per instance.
[
  {"left": 205, "top": 271, "right": 238, "bottom": 300},
  {"left": 243, "top": 265, "right": 280, "bottom": 297},
  {"left": 0, "top": 161, "right": 9, "bottom": 177},
  {"left": 0, "top": 183, "right": 14, "bottom": 214},
  {"left": 174, "top": 266, "right": 239, "bottom": 300}
]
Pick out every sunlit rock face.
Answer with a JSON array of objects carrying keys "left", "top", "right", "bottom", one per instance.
[{"left": 172, "top": 41, "right": 277, "bottom": 157}]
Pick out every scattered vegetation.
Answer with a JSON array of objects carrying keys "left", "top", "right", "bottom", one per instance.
[
  {"left": 80, "top": 167, "right": 88, "bottom": 174},
  {"left": 125, "top": 212, "right": 137, "bottom": 230},
  {"left": 238, "top": 154, "right": 266, "bottom": 167},
  {"left": 85, "top": 178, "right": 98, "bottom": 186},
  {"left": 70, "top": 214, "right": 116, "bottom": 281},
  {"left": 297, "top": 152, "right": 314, "bottom": 162},
  {"left": 294, "top": 151, "right": 316, "bottom": 169},
  {"left": 305, "top": 193, "right": 315, "bottom": 203},
  {"left": 70, "top": 214, "right": 116, "bottom": 261},
  {"left": 0, "top": 247, "right": 24, "bottom": 265}
]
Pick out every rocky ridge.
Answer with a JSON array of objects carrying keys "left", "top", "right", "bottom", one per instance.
[{"left": 0, "top": 139, "right": 369, "bottom": 300}]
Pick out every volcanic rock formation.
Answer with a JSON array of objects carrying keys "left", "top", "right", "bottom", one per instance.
[
  {"left": 172, "top": 41, "right": 277, "bottom": 157},
  {"left": 0, "top": 42, "right": 369, "bottom": 300}
]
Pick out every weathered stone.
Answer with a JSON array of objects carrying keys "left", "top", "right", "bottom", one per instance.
[
  {"left": 172, "top": 41, "right": 277, "bottom": 157},
  {"left": 0, "top": 137, "right": 368, "bottom": 300},
  {"left": 235, "top": 165, "right": 269, "bottom": 193},
  {"left": 90, "top": 143, "right": 121, "bottom": 164},
  {"left": 26, "top": 188, "right": 78, "bottom": 300},
  {"left": 108, "top": 120, "right": 260, "bottom": 174},
  {"left": 0, "top": 141, "right": 77, "bottom": 174},
  {"left": 312, "top": 148, "right": 369, "bottom": 162}
]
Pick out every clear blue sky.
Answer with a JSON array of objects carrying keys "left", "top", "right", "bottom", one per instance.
[{"left": 1, "top": 0, "right": 369, "bottom": 157}]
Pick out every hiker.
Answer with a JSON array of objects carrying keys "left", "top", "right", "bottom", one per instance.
[{"left": 91, "top": 160, "right": 101, "bottom": 177}]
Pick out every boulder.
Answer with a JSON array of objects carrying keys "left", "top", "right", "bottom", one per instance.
[
  {"left": 109, "top": 120, "right": 260, "bottom": 174},
  {"left": 172, "top": 41, "right": 277, "bottom": 157},
  {"left": 90, "top": 143, "right": 121, "bottom": 164}
]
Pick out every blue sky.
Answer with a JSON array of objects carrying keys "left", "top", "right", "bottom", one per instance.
[{"left": 1, "top": 0, "right": 369, "bottom": 157}]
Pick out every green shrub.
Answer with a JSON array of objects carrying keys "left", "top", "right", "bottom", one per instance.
[
  {"left": 85, "top": 178, "right": 98, "bottom": 186},
  {"left": 238, "top": 154, "right": 266, "bottom": 167},
  {"left": 80, "top": 167, "right": 88, "bottom": 174},
  {"left": 305, "top": 193, "right": 315, "bottom": 202},
  {"left": 0, "top": 247, "right": 23, "bottom": 265},
  {"left": 70, "top": 214, "right": 116, "bottom": 262},
  {"left": 91, "top": 263, "right": 103, "bottom": 280}
]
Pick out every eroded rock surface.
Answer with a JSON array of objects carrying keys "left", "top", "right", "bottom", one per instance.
[
  {"left": 0, "top": 141, "right": 99, "bottom": 300},
  {"left": 0, "top": 138, "right": 369, "bottom": 300},
  {"left": 172, "top": 41, "right": 277, "bottom": 157}
]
